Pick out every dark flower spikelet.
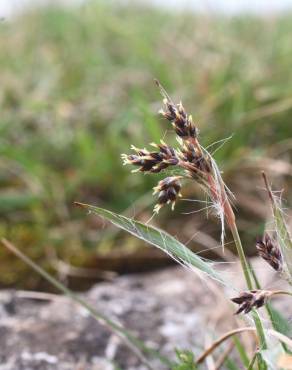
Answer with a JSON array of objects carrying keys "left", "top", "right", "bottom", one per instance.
[
  {"left": 178, "top": 140, "right": 211, "bottom": 177},
  {"left": 160, "top": 99, "right": 198, "bottom": 139},
  {"left": 121, "top": 141, "right": 178, "bottom": 173},
  {"left": 256, "top": 233, "right": 283, "bottom": 272},
  {"left": 231, "top": 290, "right": 271, "bottom": 314},
  {"left": 153, "top": 176, "right": 182, "bottom": 213},
  {"left": 122, "top": 80, "right": 224, "bottom": 214}
]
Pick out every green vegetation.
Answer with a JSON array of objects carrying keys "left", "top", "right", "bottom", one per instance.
[{"left": 1, "top": 2, "right": 292, "bottom": 287}]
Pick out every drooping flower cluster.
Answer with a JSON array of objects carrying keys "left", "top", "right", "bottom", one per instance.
[
  {"left": 231, "top": 290, "right": 271, "bottom": 314},
  {"left": 122, "top": 80, "right": 227, "bottom": 217},
  {"left": 121, "top": 142, "right": 178, "bottom": 174},
  {"left": 153, "top": 176, "right": 182, "bottom": 213},
  {"left": 178, "top": 140, "right": 212, "bottom": 177},
  {"left": 160, "top": 98, "right": 198, "bottom": 139},
  {"left": 256, "top": 233, "right": 283, "bottom": 272}
]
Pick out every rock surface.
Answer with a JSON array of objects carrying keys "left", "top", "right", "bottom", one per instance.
[{"left": 0, "top": 260, "right": 290, "bottom": 370}]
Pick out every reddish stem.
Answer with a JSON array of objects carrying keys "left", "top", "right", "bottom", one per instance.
[{"left": 207, "top": 174, "right": 235, "bottom": 228}]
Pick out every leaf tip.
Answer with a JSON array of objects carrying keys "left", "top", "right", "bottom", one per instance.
[
  {"left": 74, "top": 201, "right": 87, "bottom": 209},
  {"left": 261, "top": 171, "right": 274, "bottom": 204}
]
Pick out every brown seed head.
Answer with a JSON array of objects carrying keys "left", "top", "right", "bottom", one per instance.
[
  {"left": 256, "top": 233, "right": 283, "bottom": 272},
  {"left": 231, "top": 290, "right": 271, "bottom": 314},
  {"left": 122, "top": 81, "right": 226, "bottom": 221},
  {"left": 160, "top": 99, "right": 198, "bottom": 140},
  {"left": 153, "top": 176, "right": 182, "bottom": 213},
  {"left": 121, "top": 141, "right": 178, "bottom": 173},
  {"left": 178, "top": 141, "right": 211, "bottom": 176}
]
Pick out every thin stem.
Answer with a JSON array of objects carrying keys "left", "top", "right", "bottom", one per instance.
[
  {"left": 196, "top": 327, "right": 256, "bottom": 364},
  {"left": 228, "top": 219, "right": 253, "bottom": 290},
  {"left": 233, "top": 336, "right": 250, "bottom": 368},
  {"left": 271, "top": 290, "right": 292, "bottom": 297},
  {"left": 249, "top": 263, "right": 288, "bottom": 353},
  {"left": 207, "top": 174, "right": 252, "bottom": 289},
  {"left": 252, "top": 311, "right": 267, "bottom": 351},
  {"left": 261, "top": 172, "right": 273, "bottom": 203},
  {"left": 225, "top": 200, "right": 267, "bottom": 353},
  {"left": 247, "top": 350, "right": 258, "bottom": 370},
  {"left": 207, "top": 174, "right": 268, "bottom": 354}
]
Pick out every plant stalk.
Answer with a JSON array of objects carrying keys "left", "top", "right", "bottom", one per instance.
[
  {"left": 228, "top": 217, "right": 253, "bottom": 290},
  {"left": 271, "top": 290, "right": 292, "bottom": 297},
  {"left": 224, "top": 199, "right": 267, "bottom": 354},
  {"left": 196, "top": 327, "right": 256, "bottom": 364},
  {"left": 207, "top": 175, "right": 267, "bottom": 354}
]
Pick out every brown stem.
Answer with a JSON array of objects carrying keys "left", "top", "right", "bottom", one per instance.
[
  {"left": 207, "top": 174, "right": 253, "bottom": 289},
  {"left": 261, "top": 171, "right": 274, "bottom": 203},
  {"left": 207, "top": 174, "right": 235, "bottom": 227},
  {"left": 196, "top": 327, "right": 256, "bottom": 364},
  {"left": 223, "top": 197, "right": 236, "bottom": 228},
  {"left": 270, "top": 290, "right": 292, "bottom": 297}
]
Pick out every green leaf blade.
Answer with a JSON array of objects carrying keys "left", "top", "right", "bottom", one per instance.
[{"left": 76, "top": 202, "right": 227, "bottom": 286}]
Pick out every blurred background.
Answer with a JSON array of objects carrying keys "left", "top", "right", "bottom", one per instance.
[{"left": 1, "top": 0, "right": 292, "bottom": 290}]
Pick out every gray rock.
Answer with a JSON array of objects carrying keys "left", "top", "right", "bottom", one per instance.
[{"left": 0, "top": 261, "right": 290, "bottom": 369}]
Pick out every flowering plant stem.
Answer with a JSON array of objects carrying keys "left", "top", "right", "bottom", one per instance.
[
  {"left": 225, "top": 200, "right": 267, "bottom": 357},
  {"left": 205, "top": 156, "right": 268, "bottom": 358},
  {"left": 123, "top": 80, "right": 271, "bottom": 366},
  {"left": 208, "top": 176, "right": 253, "bottom": 290},
  {"left": 229, "top": 218, "right": 253, "bottom": 290}
]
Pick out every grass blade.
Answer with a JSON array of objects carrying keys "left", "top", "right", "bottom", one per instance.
[
  {"left": 75, "top": 202, "right": 227, "bottom": 285},
  {"left": 233, "top": 336, "right": 250, "bottom": 368},
  {"left": 262, "top": 172, "right": 292, "bottom": 279}
]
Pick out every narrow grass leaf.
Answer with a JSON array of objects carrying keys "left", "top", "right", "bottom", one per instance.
[
  {"left": 262, "top": 172, "right": 292, "bottom": 279},
  {"left": 233, "top": 336, "right": 250, "bottom": 368},
  {"left": 273, "top": 204, "right": 292, "bottom": 277},
  {"left": 75, "top": 202, "right": 227, "bottom": 285},
  {"left": 225, "top": 357, "right": 239, "bottom": 370}
]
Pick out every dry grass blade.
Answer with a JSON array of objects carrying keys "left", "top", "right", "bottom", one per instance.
[
  {"left": 196, "top": 327, "right": 257, "bottom": 365},
  {"left": 262, "top": 172, "right": 292, "bottom": 280},
  {"left": 196, "top": 327, "right": 292, "bottom": 366}
]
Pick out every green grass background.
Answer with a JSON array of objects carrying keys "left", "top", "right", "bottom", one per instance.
[{"left": 1, "top": 1, "right": 292, "bottom": 288}]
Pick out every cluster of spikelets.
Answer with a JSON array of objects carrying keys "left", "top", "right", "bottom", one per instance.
[
  {"left": 231, "top": 232, "right": 289, "bottom": 314},
  {"left": 230, "top": 170, "right": 292, "bottom": 315},
  {"left": 231, "top": 172, "right": 292, "bottom": 314},
  {"left": 122, "top": 80, "right": 291, "bottom": 316},
  {"left": 256, "top": 233, "right": 283, "bottom": 272},
  {"left": 122, "top": 80, "right": 221, "bottom": 216}
]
